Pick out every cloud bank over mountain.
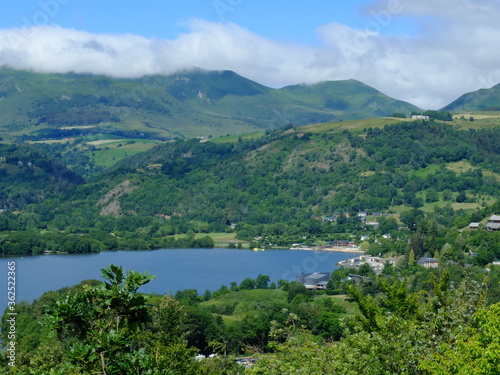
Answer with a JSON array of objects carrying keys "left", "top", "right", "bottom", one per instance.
[{"left": 1, "top": 0, "right": 499, "bottom": 109}]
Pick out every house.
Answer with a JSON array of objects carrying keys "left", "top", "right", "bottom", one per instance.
[
  {"left": 296, "top": 272, "right": 330, "bottom": 290},
  {"left": 417, "top": 257, "right": 439, "bottom": 268},
  {"left": 411, "top": 115, "right": 430, "bottom": 120},
  {"left": 486, "top": 222, "right": 500, "bottom": 231},
  {"left": 484, "top": 215, "right": 500, "bottom": 231},
  {"left": 332, "top": 240, "right": 356, "bottom": 247},
  {"left": 334, "top": 240, "right": 349, "bottom": 247},
  {"left": 337, "top": 255, "right": 392, "bottom": 274},
  {"left": 469, "top": 222, "right": 480, "bottom": 229},
  {"left": 348, "top": 274, "right": 373, "bottom": 285},
  {"left": 489, "top": 215, "right": 500, "bottom": 223}
]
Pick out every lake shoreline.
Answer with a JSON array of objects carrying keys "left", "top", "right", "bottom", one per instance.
[
  {"left": 1, "top": 248, "right": 362, "bottom": 305},
  {"left": 290, "top": 247, "right": 365, "bottom": 253}
]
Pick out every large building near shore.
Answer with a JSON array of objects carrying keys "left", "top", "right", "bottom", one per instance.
[{"left": 296, "top": 272, "right": 330, "bottom": 290}]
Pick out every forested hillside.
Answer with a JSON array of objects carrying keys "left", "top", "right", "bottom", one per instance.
[
  {"left": 0, "top": 143, "right": 83, "bottom": 209},
  {"left": 2, "top": 118, "right": 500, "bottom": 264},
  {"left": 37, "top": 119, "right": 500, "bottom": 222}
]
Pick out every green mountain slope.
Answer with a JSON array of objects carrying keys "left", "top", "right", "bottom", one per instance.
[
  {"left": 281, "top": 79, "right": 419, "bottom": 120},
  {"left": 0, "top": 67, "right": 420, "bottom": 142},
  {"left": 441, "top": 83, "right": 500, "bottom": 111},
  {"left": 19, "top": 119, "right": 500, "bottom": 231}
]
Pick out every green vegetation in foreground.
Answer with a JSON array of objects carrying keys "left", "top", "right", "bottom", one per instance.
[{"left": 2, "top": 259, "right": 499, "bottom": 374}]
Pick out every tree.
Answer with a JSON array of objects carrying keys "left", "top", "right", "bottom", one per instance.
[
  {"left": 358, "top": 263, "right": 375, "bottom": 277},
  {"left": 456, "top": 191, "right": 467, "bottom": 203},
  {"left": 378, "top": 279, "right": 420, "bottom": 319},
  {"left": 312, "top": 311, "right": 343, "bottom": 341},
  {"left": 255, "top": 274, "right": 270, "bottom": 289},
  {"left": 46, "top": 264, "right": 156, "bottom": 374},
  {"left": 377, "top": 216, "right": 398, "bottom": 233},
  {"left": 420, "top": 302, "right": 500, "bottom": 374},
  {"left": 239, "top": 278, "right": 256, "bottom": 290},
  {"left": 175, "top": 289, "right": 200, "bottom": 306},
  {"left": 277, "top": 279, "right": 290, "bottom": 289},
  {"left": 400, "top": 209, "right": 425, "bottom": 231},
  {"left": 286, "top": 281, "right": 309, "bottom": 303},
  {"left": 425, "top": 188, "right": 439, "bottom": 203}
]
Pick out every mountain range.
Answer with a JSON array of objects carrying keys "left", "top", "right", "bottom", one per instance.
[{"left": 0, "top": 67, "right": 423, "bottom": 141}]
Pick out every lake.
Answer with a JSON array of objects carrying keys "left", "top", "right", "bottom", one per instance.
[{"left": 1, "top": 248, "right": 360, "bottom": 306}]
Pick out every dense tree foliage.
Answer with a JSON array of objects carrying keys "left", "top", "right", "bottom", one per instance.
[
  {"left": 0, "top": 143, "right": 83, "bottom": 209},
  {"left": 3, "top": 120, "right": 500, "bottom": 254},
  {"left": 2, "top": 260, "right": 499, "bottom": 373},
  {"left": 248, "top": 270, "right": 500, "bottom": 374}
]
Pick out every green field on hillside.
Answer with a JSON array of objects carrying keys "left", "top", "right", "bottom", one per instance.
[
  {"left": 300, "top": 116, "right": 413, "bottom": 133},
  {"left": 89, "top": 139, "right": 162, "bottom": 168}
]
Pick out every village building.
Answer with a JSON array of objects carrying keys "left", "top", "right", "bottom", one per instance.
[
  {"left": 347, "top": 274, "right": 373, "bottom": 285},
  {"left": 417, "top": 257, "right": 439, "bottom": 268},
  {"left": 489, "top": 215, "right": 500, "bottom": 222},
  {"left": 483, "top": 215, "right": 500, "bottom": 231},
  {"left": 358, "top": 211, "right": 367, "bottom": 219},
  {"left": 296, "top": 272, "right": 330, "bottom": 290},
  {"left": 337, "top": 255, "right": 396, "bottom": 274},
  {"left": 486, "top": 222, "right": 500, "bottom": 231},
  {"left": 469, "top": 222, "right": 480, "bottom": 229},
  {"left": 331, "top": 239, "right": 356, "bottom": 247}
]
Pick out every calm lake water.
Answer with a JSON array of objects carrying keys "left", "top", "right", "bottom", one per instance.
[{"left": 1, "top": 248, "right": 360, "bottom": 306}]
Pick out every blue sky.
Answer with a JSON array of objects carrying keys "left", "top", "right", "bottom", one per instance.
[
  {"left": 1, "top": 0, "right": 415, "bottom": 41},
  {"left": 0, "top": 0, "right": 499, "bottom": 108}
]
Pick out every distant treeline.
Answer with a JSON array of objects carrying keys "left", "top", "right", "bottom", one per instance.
[{"left": 0, "top": 230, "right": 214, "bottom": 255}]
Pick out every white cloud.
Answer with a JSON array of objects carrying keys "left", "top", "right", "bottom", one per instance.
[{"left": 0, "top": 1, "right": 500, "bottom": 110}]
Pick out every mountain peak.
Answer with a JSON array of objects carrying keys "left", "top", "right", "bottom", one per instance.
[{"left": 441, "top": 84, "right": 500, "bottom": 112}]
